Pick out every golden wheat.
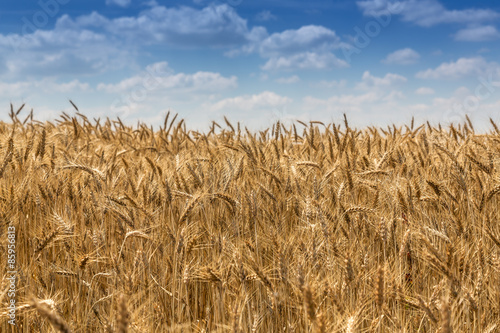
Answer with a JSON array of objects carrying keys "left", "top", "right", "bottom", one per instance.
[{"left": 0, "top": 110, "right": 499, "bottom": 331}]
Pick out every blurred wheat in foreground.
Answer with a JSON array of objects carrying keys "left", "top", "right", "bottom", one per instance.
[{"left": 0, "top": 106, "right": 500, "bottom": 332}]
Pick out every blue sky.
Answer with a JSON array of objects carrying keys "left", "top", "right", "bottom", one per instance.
[{"left": 1, "top": 0, "right": 500, "bottom": 130}]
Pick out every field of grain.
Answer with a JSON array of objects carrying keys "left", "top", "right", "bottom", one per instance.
[{"left": 0, "top": 106, "right": 499, "bottom": 332}]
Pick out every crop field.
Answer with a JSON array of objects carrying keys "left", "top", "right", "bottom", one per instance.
[{"left": 0, "top": 108, "right": 500, "bottom": 332}]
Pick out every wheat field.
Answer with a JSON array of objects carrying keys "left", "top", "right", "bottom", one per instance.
[{"left": 0, "top": 106, "right": 499, "bottom": 332}]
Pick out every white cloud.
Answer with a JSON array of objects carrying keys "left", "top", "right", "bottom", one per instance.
[
  {"left": 275, "top": 75, "right": 300, "bottom": 84},
  {"left": 257, "top": 25, "right": 341, "bottom": 57},
  {"left": 210, "top": 91, "right": 292, "bottom": 112},
  {"left": 174, "top": 91, "right": 294, "bottom": 130},
  {"left": 97, "top": 62, "right": 237, "bottom": 94},
  {"left": 454, "top": 25, "right": 500, "bottom": 41},
  {"left": 0, "top": 21, "right": 131, "bottom": 78},
  {"left": 383, "top": 90, "right": 405, "bottom": 102},
  {"left": 106, "top": 0, "right": 131, "bottom": 7},
  {"left": 56, "top": 4, "right": 257, "bottom": 48},
  {"left": 356, "top": 71, "right": 407, "bottom": 90},
  {"left": 290, "top": 73, "right": 406, "bottom": 124},
  {"left": 301, "top": 92, "right": 384, "bottom": 123},
  {"left": 357, "top": 0, "right": 500, "bottom": 27},
  {"left": 228, "top": 24, "right": 350, "bottom": 71},
  {"left": 0, "top": 79, "right": 91, "bottom": 98},
  {"left": 255, "top": 10, "right": 276, "bottom": 21},
  {"left": 53, "top": 80, "right": 92, "bottom": 93},
  {"left": 144, "top": 0, "right": 158, "bottom": 6},
  {"left": 28, "top": 8, "right": 351, "bottom": 74},
  {"left": 411, "top": 86, "right": 500, "bottom": 128},
  {"left": 262, "top": 52, "right": 349, "bottom": 71},
  {"left": 416, "top": 56, "right": 500, "bottom": 80},
  {"left": 355, "top": 0, "right": 405, "bottom": 18},
  {"left": 297, "top": 82, "right": 500, "bottom": 130},
  {"left": 303, "top": 93, "right": 377, "bottom": 110},
  {"left": 315, "top": 79, "right": 347, "bottom": 89},
  {"left": 415, "top": 87, "right": 435, "bottom": 95},
  {"left": 0, "top": 4, "right": 262, "bottom": 79},
  {"left": 382, "top": 48, "right": 420, "bottom": 65}
]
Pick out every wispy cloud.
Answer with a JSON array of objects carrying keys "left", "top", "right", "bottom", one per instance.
[
  {"left": 275, "top": 75, "right": 300, "bottom": 84},
  {"left": 454, "top": 25, "right": 500, "bottom": 42},
  {"left": 315, "top": 79, "right": 347, "bottom": 89},
  {"left": 106, "top": 0, "right": 131, "bottom": 7},
  {"left": 0, "top": 79, "right": 91, "bottom": 98},
  {"left": 415, "top": 87, "right": 435, "bottom": 95},
  {"left": 416, "top": 56, "right": 500, "bottom": 79},
  {"left": 357, "top": 0, "right": 500, "bottom": 27},
  {"left": 255, "top": 10, "right": 276, "bottom": 21}
]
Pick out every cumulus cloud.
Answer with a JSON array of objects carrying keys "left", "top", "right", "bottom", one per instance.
[
  {"left": 356, "top": 71, "right": 407, "bottom": 90},
  {"left": 0, "top": 19, "right": 132, "bottom": 78},
  {"left": 416, "top": 56, "right": 500, "bottom": 79},
  {"left": 257, "top": 25, "right": 341, "bottom": 57},
  {"left": 97, "top": 62, "right": 237, "bottom": 94},
  {"left": 382, "top": 48, "right": 420, "bottom": 65},
  {"left": 357, "top": 0, "right": 500, "bottom": 27},
  {"left": 92, "top": 63, "right": 239, "bottom": 122},
  {"left": 9, "top": 50, "right": 127, "bottom": 78},
  {"left": 262, "top": 52, "right": 349, "bottom": 71},
  {"left": 210, "top": 91, "right": 292, "bottom": 112},
  {"left": 56, "top": 4, "right": 257, "bottom": 48},
  {"left": 228, "top": 25, "right": 350, "bottom": 71},
  {"left": 1, "top": 4, "right": 352, "bottom": 76},
  {"left": 0, "top": 4, "right": 264, "bottom": 79},
  {"left": 454, "top": 25, "right": 500, "bottom": 41}
]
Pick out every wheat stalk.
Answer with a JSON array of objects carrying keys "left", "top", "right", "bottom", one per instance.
[{"left": 30, "top": 297, "right": 72, "bottom": 333}]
